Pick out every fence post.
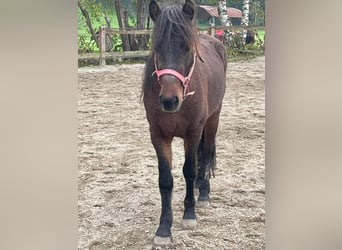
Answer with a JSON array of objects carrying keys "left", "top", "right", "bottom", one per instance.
[
  {"left": 210, "top": 24, "right": 215, "bottom": 37},
  {"left": 99, "top": 26, "right": 106, "bottom": 66}
]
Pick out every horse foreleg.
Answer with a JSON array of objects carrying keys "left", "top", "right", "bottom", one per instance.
[
  {"left": 151, "top": 134, "right": 173, "bottom": 245},
  {"left": 182, "top": 133, "right": 201, "bottom": 229}
]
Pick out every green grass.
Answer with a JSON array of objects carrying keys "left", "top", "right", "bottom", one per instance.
[{"left": 255, "top": 28, "right": 265, "bottom": 43}]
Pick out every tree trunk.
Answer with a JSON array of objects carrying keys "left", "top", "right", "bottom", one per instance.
[
  {"left": 114, "top": 0, "right": 131, "bottom": 51},
  {"left": 103, "top": 13, "right": 113, "bottom": 51},
  {"left": 241, "top": 0, "right": 250, "bottom": 44},
  {"left": 241, "top": 0, "right": 250, "bottom": 26},
  {"left": 78, "top": 0, "right": 99, "bottom": 48},
  {"left": 136, "top": 0, "right": 144, "bottom": 29},
  {"left": 136, "top": 0, "right": 149, "bottom": 50},
  {"left": 218, "top": 0, "right": 229, "bottom": 26},
  {"left": 218, "top": 0, "right": 233, "bottom": 47},
  {"left": 104, "top": 13, "right": 111, "bottom": 28}
]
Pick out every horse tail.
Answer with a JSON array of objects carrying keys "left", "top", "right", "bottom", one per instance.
[{"left": 196, "top": 129, "right": 216, "bottom": 180}]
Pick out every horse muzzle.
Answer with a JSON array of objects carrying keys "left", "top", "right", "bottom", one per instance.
[{"left": 159, "top": 95, "right": 181, "bottom": 112}]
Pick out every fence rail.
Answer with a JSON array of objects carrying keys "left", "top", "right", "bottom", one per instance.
[
  {"left": 198, "top": 25, "right": 265, "bottom": 32},
  {"left": 78, "top": 25, "right": 265, "bottom": 66},
  {"left": 79, "top": 51, "right": 150, "bottom": 60},
  {"left": 106, "top": 29, "right": 151, "bottom": 35}
]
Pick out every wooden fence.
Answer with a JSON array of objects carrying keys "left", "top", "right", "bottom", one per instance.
[{"left": 78, "top": 25, "right": 264, "bottom": 66}]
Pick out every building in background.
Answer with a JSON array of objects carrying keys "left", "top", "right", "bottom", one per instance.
[{"left": 197, "top": 5, "right": 242, "bottom": 27}]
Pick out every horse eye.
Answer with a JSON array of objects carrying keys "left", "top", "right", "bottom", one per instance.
[
  {"left": 175, "top": 40, "right": 188, "bottom": 51},
  {"left": 181, "top": 42, "right": 190, "bottom": 52}
]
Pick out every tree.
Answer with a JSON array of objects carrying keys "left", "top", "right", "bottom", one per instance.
[
  {"left": 217, "top": 0, "right": 235, "bottom": 47},
  {"left": 114, "top": 0, "right": 131, "bottom": 51},
  {"left": 226, "top": 0, "right": 264, "bottom": 25},
  {"left": 249, "top": 0, "right": 265, "bottom": 25},
  {"left": 113, "top": 0, "right": 150, "bottom": 51},
  {"left": 78, "top": 0, "right": 113, "bottom": 52},
  {"left": 135, "top": 0, "right": 150, "bottom": 50},
  {"left": 218, "top": 0, "right": 230, "bottom": 26},
  {"left": 78, "top": 0, "right": 100, "bottom": 48},
  {"left": 241, "top": 0, "right": 250, "bottom": 26},
  {"left": 240, "top": 0, "right": 250, "bottom": 44}
]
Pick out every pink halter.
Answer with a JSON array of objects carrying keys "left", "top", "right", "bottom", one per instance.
[{"left": 152, "top": 53, "right": 196, "bottom": 98}]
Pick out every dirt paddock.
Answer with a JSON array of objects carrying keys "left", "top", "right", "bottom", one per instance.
[{"left": 78, "top": 56, "right": 265, "bottom": 249}]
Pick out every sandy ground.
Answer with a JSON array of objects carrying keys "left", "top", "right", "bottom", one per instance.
[{"left": 78, "top": 56, "right": 265, "bottom": 249}]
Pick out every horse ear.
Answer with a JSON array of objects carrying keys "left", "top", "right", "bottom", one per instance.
[
  {"left": 182, "top": 0, "right": 195, "bottom": 20},
  {"left": 149, "top": 0, "right": 160, "bottom": 22}
]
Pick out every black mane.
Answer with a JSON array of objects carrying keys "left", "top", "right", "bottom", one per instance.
[{"left": 151, "top": 4, "right": 198, "bottom": 54}]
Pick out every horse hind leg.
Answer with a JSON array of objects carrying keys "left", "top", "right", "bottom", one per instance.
[
  {"left": 196, "top": 113, "right": 220, "bottom": 207},
  {"left": 195, "top": 131, "right": 205, "bottom": 189}
]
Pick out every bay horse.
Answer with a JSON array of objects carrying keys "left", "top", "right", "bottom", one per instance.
[{"left": 142, "top": 0, "right": 227, "bottom": 245}]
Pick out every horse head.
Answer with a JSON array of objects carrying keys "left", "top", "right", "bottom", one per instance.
[{"left": 149, "top": 0, "right": 197, "bottom": 112}]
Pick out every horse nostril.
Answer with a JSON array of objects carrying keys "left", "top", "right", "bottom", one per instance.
[
  {"left": 159, "top": 95, "right": 180, "bottom": 112},
  {"left": 172, "top": 96, "right": 179, "bottom": 106}
]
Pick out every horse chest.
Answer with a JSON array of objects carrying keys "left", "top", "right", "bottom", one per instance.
[{"left": 158, "top": 118, "right": 186, "bottom": 137}]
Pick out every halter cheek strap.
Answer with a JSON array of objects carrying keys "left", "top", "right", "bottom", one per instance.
[{"left": 152, "top": 53, "right": 196, "bottom": 98}]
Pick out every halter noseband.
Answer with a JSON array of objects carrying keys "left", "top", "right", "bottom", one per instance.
[{"left": 152, "top": 53, "right": 196, "bottom": 98}]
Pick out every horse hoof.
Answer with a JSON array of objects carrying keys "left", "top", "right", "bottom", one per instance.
[
  {"left": 196, "top": 200, "right": 210, "bottom": 208},
  {"left": 181, "top": 219, "right": 197, "bottom": 229},
  {"left": 153, "top": 236, "right": 171, "bottom": 246}
]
